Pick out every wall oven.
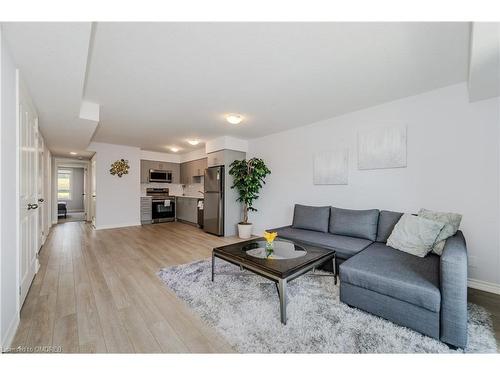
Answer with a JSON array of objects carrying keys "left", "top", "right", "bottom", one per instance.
[{"left": 149, "top": 169, "right": 172, "bottom": 183}]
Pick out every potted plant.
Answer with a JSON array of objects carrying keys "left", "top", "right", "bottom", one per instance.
[{"left": 229, "top": 158, "right": 271, "bottom": 239}]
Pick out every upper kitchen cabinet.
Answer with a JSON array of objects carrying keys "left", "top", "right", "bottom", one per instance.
[
  {"left": 140, "top": 160, "right": 180, "bottom": 183},
  {"left": 140, "top": 160, "right": 152, "bottom": 183},
  {"left": 192, "top": 158, "right": 207, "bottom": 177},
  {"left": 179, "top": 162, "right": 188, "bottom": 185},
  {"left": 207, "top": 150, "right": 225, "bottom": 167},
  {"left": 180, "top": 158, "right": 208, "bottom": 184}
]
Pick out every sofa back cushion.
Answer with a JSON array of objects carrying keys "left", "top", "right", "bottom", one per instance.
[
  {"left": 376, "top": 210, "right": 404, "bottom": 242},
  {"left": 292, "top": 204, "right": 330, "bottom": 233},
  {"left": 329, "top": 207, "right": 379, "bottom": 241}
]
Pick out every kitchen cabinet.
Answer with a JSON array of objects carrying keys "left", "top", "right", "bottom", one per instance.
[
  {"left": 192, "top": 158, "right": 207, "bottom": 177},
  {"left": 140, "top": 196, "right": 152, "bottom": 224},
  {"left": 175, "top": 197, "right": 200, "bottom": 224},
  {"left": 140, "top": 160, "right": 150, "bottom": 183},
  {"left": 180, "top": 158, "right": 207, "bottom": 185},
  {"left": 180, "top": 162, "right": 189, "bottom": 185},
  {"left": 140, "top": 160, "right": 180, "bottom": 183},
  {"left": 207, "top": 150, "right": 225, "bottom": 167}
]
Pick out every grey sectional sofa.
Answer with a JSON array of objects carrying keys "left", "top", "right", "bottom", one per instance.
[{"left": 270, "top": 204, "right": 468, "bottom": 349}]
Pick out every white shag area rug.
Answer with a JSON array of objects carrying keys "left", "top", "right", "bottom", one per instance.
[{"left": 158, "top": 259, "right": 497, "bottom": 353}]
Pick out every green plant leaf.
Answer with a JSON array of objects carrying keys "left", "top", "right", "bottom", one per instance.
[{"left": 229, "top": 158, "right": 271, "bottom": 223}]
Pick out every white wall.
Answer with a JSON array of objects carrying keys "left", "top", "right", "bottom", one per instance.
[
  {"left": 180, "top": 148, "right": 207, "bottom": 163},
  {"left": 248, "top": 83, "right": 500, "bottom": 287},
  {"left": 141, "top": 148, "right": 208, "bottom": 163},
  {"left": 140, "top": 149, "right": 180, "bottom": 163},
  {"left": 468, "top": 23, "right": 500, "bottom": 102},
  {"left": 0, "top": 29, "right": 19, "bottom": 349},
  {"left": 206, "top": 136, "right": 248, "bottom": 154},
  {"left": 88, "top": 142, "right": 141, "bottom": 229}
]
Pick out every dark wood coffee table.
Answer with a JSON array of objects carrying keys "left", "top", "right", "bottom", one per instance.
[{"left": 212, "top": 238, "right": 336, "bottom": 324}]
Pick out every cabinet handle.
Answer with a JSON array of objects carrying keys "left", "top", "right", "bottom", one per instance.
[{"left": 38, "top": 198, "right": 44, "bottom": 203}]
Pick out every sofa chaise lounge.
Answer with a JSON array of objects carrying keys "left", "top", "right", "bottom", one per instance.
[{"left": 269, "top": 204, "right": 468, "bottom": 349}]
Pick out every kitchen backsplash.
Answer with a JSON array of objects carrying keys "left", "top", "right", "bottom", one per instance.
[
  {"left": 141, "top": 180, "right": 204, "bottom": 198},
  {"left": 141, "top": 182, "right": 183, "bottom": 196},
  {"left": 183, "top": 182, "right": 204, "bottom": 198}
]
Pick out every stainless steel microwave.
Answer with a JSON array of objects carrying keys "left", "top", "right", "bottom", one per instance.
[{"left": 149, "top": 169, "right": 172, "bottom": 183}]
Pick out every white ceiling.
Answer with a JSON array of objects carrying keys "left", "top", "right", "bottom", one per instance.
[
  {"left": 3, "top": 22, "right": 472, "bottom": 156},
  {"left": 2, "top": 22, "right": 97, "bottom": 158}
]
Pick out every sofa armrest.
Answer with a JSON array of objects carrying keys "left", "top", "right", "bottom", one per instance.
[{"left": 440, "top": 230, "right": 468, "bottom": 348}]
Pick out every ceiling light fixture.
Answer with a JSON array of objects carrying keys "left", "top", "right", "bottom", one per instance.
[
  {"left": 226, "top": 114, "right": 244, "bottom": 125},
  {"left": 170, "top": 147, "right": 179, "bottom": 153},
  {"left": 187, "top": 139, "right": 200, "bottom": 146},
  {"left": 70, "top": 152, "right": 78, "bottom": 155}
]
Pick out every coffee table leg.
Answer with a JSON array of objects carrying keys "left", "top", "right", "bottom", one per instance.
[
  {"left": 333, "top": 254, "right": 337, "bottom": 285},
  {"left": 211, "top": 253, "right": 215, "bottom": 282},
  {"left": 278, "top": 279, "right": 287, "bottom": 325}
]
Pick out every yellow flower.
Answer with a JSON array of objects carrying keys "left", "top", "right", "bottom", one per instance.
[{"left": 263, "top": 231, "right": 278, "bottom": 243}]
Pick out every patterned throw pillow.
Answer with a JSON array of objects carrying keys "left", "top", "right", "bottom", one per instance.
[
  {"left": 387, "top": 214, "right": 445, "bottom": 257},
  {"left": 418, "top": 209, "right": 462, "bottom": 255}
]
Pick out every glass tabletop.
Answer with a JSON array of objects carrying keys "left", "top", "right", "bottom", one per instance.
[{"left": 243, "top": 239, "right": 307, "bottom": 260}]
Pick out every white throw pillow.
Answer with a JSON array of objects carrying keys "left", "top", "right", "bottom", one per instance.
[
  {"left": 418, "top": 208, "right": 462, "bottom": 255},
  {"left": 387, "top": 214, "right": 444, "bottom": 257}
]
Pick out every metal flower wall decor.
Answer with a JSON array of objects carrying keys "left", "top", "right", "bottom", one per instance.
[{"left": 110, "top": 159, "right": 130, "bottom": 177}]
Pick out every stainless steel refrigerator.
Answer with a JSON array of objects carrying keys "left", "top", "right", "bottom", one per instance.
[{"left": 203, "top": 166, "right": 224, "bottom": 236}]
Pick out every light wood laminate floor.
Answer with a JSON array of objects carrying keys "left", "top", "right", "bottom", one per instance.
[
  {"left": 8, "top": 221, "right": 500, "bottom": 353},
  {"left": 9, "top": 221, "right": 242, "bottom": 353}
]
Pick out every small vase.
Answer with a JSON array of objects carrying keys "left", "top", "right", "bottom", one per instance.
[{"left": 265, "top": 241, "right": 274, "bottom": 258}]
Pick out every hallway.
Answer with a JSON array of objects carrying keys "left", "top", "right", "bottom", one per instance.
[{"left": 57, "top": 211, "right": 86, "bottom": 224}]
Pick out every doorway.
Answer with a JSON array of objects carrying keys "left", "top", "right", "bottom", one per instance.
[{"left": 57, "top": 166, "right": 86, "bottom": 223}]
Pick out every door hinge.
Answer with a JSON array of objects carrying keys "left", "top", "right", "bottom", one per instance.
[{"left": 19, "top": 286, "right": 21, "bottom": 295}]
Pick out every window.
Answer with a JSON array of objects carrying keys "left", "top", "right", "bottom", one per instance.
[{"left": 57, "top": 169, "right": 72, "bottom": 200}]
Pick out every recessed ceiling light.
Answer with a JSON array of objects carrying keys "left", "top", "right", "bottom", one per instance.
[
  {"left": 70, "top": 152, "right": 77, "bottom": 155},
  {"left": 187, "top": 139, "right": 200, "bottom": 146},
  {"left": 170, "top": 147, "right": 179, "bottom": 153},
  {"left": 226, "top": 114, "right": 244, "bottom": 125}
]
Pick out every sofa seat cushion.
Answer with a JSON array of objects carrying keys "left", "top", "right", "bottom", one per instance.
[
  {"left": 340, "top": 242, "right": 441, "bottom": 312},
  {"left": 270, "top": 226, "right": 373, "bottom": 259}
]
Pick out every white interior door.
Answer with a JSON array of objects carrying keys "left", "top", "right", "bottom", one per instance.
[
  {"left": 91, "top": 157, "right": 96, "bottom": 227},
  {"left": 83, "top": 167, "right": 88, "bottom": 221},
  {"left": 37, "top": 133, "right": 45, "bottom": 247},
  {"left": 18, "top": 75, "right": 39, "bottom": 305}
]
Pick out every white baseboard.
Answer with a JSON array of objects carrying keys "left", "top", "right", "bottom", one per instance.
[
  {"left": 94, "top": 222, "right": 141, "bottom": 230},
  {"left": 1, "top": 314, "right": 20, "bottom": 352},
  {"left": 468, "top": 278, "right": 500, "bottom": 295}
]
